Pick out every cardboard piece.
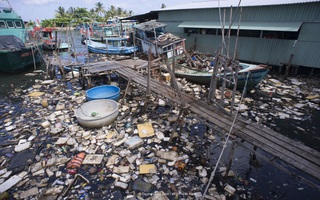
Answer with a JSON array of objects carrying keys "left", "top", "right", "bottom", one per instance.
[
  {"left": 82, "top": 154, "right": 104, "bottom": 165},
  {"left": 27, "top": 92, "right": 45, "bottom": 97},
  {"left": 139, "top": 164, "right": 156, "bottom": 174},
  {"left": 137, "top": 123, "right": 155, "bottom": 138}
]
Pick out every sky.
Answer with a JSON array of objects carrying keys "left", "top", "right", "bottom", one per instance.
[
  {"left": 5, "top": 0, "right": 314, "bottom": 22},
  {"left": 7, "top": 0, "right": 190, "bottom": 22}
]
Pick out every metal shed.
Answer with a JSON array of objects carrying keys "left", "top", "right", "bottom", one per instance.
[{"left": 156, "top": 0, "right": 320, "bottom": 69}]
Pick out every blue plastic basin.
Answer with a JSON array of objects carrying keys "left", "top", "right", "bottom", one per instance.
[{"left": 86, "top": 85, "right": 120, "bottom": 101}]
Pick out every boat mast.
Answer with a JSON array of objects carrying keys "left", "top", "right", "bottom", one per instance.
[{"left": 4, "top": 0, "right": 15, "bottom": 12}]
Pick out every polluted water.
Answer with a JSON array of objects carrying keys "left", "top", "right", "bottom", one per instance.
[{"left": 0, "top": 31, "right": 319, "bottom": 200}]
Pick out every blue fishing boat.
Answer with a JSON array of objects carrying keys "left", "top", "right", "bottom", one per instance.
[
  {"left": 83, "top": 37, "right": 138, "bottom": 55},
  {"left": 86, "top": 85, "right": 121, "bottom": 101},
  {"left": 0, "top": 0, "right": 43, "bottom": 73}
]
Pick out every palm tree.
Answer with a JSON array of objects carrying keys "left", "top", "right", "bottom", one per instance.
[
  {"left": 108, "top": 5, "right": 117, "bottom": 17},
  {"left": 55, "top": 6, "right": 66, "bottom": 18},
  {"left": 67, "top": 7, "right": 75, "bottom": 16},
  {"left": 95, "top": 2, "right": 105, "bottom": 17},
  {"left": 89, "top": 8, "right": 96, "bottom": 18},
  {"left": 116, "top": 7, "right": 123, "bottom": 16}
]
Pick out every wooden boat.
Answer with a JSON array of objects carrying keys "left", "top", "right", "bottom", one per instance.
[
  {"left": 75, "top": 99, "right": 119, "bottom": 128},
  {"left": 40, "top": 28, "right": 71, "bottom": 50},
  {"left": 133, "top": 21, "right": 186, "bottom": 58},
  {"left": 0, "top": 1, "right": 43, "bottom": 73},
  {"left": 165, "top": 62, "right": 270, "bottom": 91},
  {"left": 86, "top": 85, "right": 121, "bottom": 101},
  {"left": 83, "top": 38, "right": 138, "bottom": 55}
]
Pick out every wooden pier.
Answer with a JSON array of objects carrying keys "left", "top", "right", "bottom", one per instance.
[
  {"left": 60, "top": 58, "right": 320, "bottom": 188},
  {"left": 110, "top": 63, "right": 320, "bottom": 188}
]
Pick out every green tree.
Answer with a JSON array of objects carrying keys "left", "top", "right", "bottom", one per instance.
[
  {"left": 109, "top": 5, "right": 116, "bottom": 17},
  {"left": 161, "top": 3, "right": 166, "bottom": 9},
  {"left": 95, "top": 2, "right": 105, "bottom": 17},
  {"left": 55, "top": 6, "right": 66, "bottom": 18},
  {"left": 41, "top": 19, "right": 56, "bottom": 27},
  {"left": 116, "top": 7, "right": 123, "bottom": 16},
  {"left": 67, "top": 7, "right": 75, "bottom": 16},
  {"left": 73, "top": 7, "right": 90, "bottom": 20}
]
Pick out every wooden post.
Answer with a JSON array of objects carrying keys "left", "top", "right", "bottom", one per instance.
[
  {"left": 207, "top": 54, "right": 220, "bottom": 103},
  {"left": 233, "top": 7, "right": 242, "bottom": 61},
  {"left": 147, "top": 47, "right": 151, "bottom": 97},
  {"left": 226, "top": 6, "right": 233, "bottom": 58},
  {"left": 221, "top": 9, "right": 226, "bottom": 55},
  {"left": 54, "top": 30, "right": 58, "bottom": 52},
  {"left": 230, "top": 62, "right": 239, "bottom": 113},
  {"left": 219, "top": 61, "right": 227, "bottom": 106},
  {"left": 284, "top": 54, "right": 294, "bottom": 79},
  {"left": 169, "top": 107, "right": 184, "bottom": 143},
  {"left": 133, "top": 30, "right": 136, "bottom": 59},
  {"left": 165, "top": 58, "right": 186, "bottom": 107},
  {"left": 123, "top": 77, "right": 132, "bottom": 103},
  {"left": 86, "top": 27, "right": 90, "bottom": 64},
  {"left": 69, "top": 22, "right": 78, "bottom": 63},
  {"left": 224, "top": 141, "right": 236, "bottom": 179},
  {"left": 153, "top": 25, "right": 158, "bottom": 56},
  {"left": 279, "top": 65, "right": 283, "bottom": 74},
  {"left": 309, "top": 68, "right": 314, "bottom": 77}
]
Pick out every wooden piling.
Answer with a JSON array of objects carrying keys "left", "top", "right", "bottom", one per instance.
[
  {"left": 224, "top": 141, "right": 237, "bottom": 178},
  {"left": 284, "top": 54, "right": 294, "bottom": 79}
]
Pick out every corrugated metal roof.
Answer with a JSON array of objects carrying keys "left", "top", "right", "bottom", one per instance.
[
  {"left": 156, "top": 0, "right": 319, "bottom": 11},
  {"left": 133, "top": 21, "right": 167, "bottom": 31},
  {"left": 178, "top": 21, "right": 303, "bottom": 31}
]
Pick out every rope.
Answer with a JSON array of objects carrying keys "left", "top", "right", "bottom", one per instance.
[{"left": 201, "top": 71, "right": 250, "bottom": 199}]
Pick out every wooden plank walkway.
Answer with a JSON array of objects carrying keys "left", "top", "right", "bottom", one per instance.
[{"left": 113, "top": 65, "right": 320, "bottom": 184}]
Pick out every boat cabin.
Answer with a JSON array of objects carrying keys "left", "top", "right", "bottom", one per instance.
[
  {"left": 0, "top": 6, "right": 26, "bottom": 42},
  {"left": 133, "top": 21, "right": 186, "bottom": 58},
  {"left": 106, "top": 37, "right": 130, "bottom": 47}
]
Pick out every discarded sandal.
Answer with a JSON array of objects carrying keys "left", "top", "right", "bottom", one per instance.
[{"left": 66, "top": 152, "right": 86, "bottom": 169}]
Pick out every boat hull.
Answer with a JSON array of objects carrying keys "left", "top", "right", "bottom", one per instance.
[
  {"left": 0, "top": 43, "right": 43, "bottom": 73},
  {"left": 43, "top": 42, "right": 71, "bottom": 50},
  {"left": 85, "top": 39, "right": 138, "bottom": 55},
  {"left": 87, "top": 45, "right": 138, "bottom": 55},
  {"left": 169, "top": 64, "right": 270, "bottom": 91}
]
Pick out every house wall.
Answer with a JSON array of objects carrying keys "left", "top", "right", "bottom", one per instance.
[{"left": 158, "top": 2, "right": 320, "bottom": 68}]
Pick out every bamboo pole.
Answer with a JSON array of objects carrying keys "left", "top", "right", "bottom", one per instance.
[
  {"left": 226, "top": 6, "right": 233, "bottom": 58},
  {"left": 221, "top": 9, "right": 226, "bottom": 55},
  {"left": 69, "top": 22, "right": 78, "bottom": 63},
  {"left": 207, "top": 54, "right": 220, "bottom": 103},
  {"left": 147, "top": 47, "right": 151, "bottom": 97},
  {"left": 233, "top": 7, "right": 242, "bottom": 61},
  {"left": 230, "top": 62, "right": 239, "bottom": 113},
  {"left": 219, "top": 61, "right": 227, "bottom": 106}
]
